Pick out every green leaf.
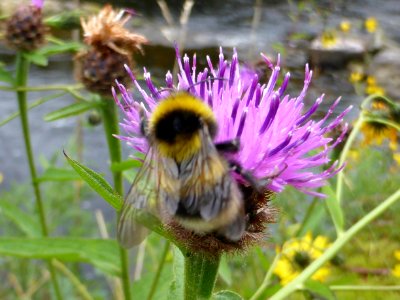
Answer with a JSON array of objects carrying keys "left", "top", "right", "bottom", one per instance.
[
  {"left": 45, "top": 101, "right": 99, "bottom": 121},
  {"left": 212, "top": 290, "right": 244, "bottom": 300},
  {"left": 64, "top": 152, "right": 123, "bottom": 211},
  {"left": 0, "top": 237, "right": 120, "bottom": 276},
  {"left": 37, "top": 167, "right": 82, "bottom": 182},
  {"left": 37, "top": 42, "right": 83, "bottom": 57},
  {"left": 23, "top": 51, "right": 48, "bottom": 66},
  {"left": 132, "top": 264, "right": 173, "bottom": 300},
  {"left": 168, "top": 246, "right": 184, "bottom": 300},
  {"left": 110, "top": 159, "right": 142, "bottom": 172},
  {"left": 218, "top": 255, "right": 232, "bottom": 286},
  {"left": 0, "top": 201, "right": 41, "bottom": 237},
  {"left": 323, "top": 184, "right": 344, "bottom": 233},
  {"left": 297, "top": 199, "right": 326, "bottom": 237},
  {"left": 0, "top": 63, "right": 14, "bottom": 84},
  {"left": 304, "top": 280, "right": 336, "bottom": 300}
]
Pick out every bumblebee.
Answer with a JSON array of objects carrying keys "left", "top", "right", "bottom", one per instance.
[{"left": 118, "top": 92, "right": 259, "bottom": 248}]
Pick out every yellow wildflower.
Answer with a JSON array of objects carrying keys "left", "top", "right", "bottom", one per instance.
[
  {"left": 321, "top": 31, "right": 337, "bottom": 48},
  {"left": 366, "top": 76, "right": 376, "bottom": 86},
  {"left": 394, "top": 153, "right": 400, "bottom": 165},
  {"left": 274, "top": 233, "right": 332, "bottom": 285},
  {"left": 0, "top": 172, "right": 3, "bottom": 184},
  {"left": 365, "top": 84, "right": 385, "bottom": 96},
  {"left": 361, "top": 121, "right": 397, "bottom": 149},
  {"left": 393, "top": 251, "right": 400, "bottom": 277},
  {"left": 349, "top": 71, "right": 363, "bottom": 83},
  {"left": 365, "top": 17, "right": 378, "bottom": 33},
  {"left": 340, "top": 20, "right": 351, "bottom": 33}
]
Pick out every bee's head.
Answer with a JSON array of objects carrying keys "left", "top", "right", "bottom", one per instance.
[
  {"left": 149, "top": 93, "right": 217, "bottom": 160},
  {"left": 154, "top": 110, "right": 215, "bottom": 143}
]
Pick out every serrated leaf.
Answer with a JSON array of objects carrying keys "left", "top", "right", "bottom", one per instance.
[
  {"left": 212, "top": 290, "right": 244, "bottom": 300},
  {"left": 23, "top": 51, "right": 48, "bottom": 66},
  {"left": 218, "top": 255, "right": 232, "bottom": 286},
  {"left": 304, "top": 280, "right": 336, "bottom": 300},
  {"left": 110, "top": 159, "right": 142, "bottom": 172},
  {"left": 64, "top": 152, "right": 123, "bottom": 211},
  {"left": 168, "top": 246, "right": 184, "bottom": 300},
  {"left": 323, "top": 184, "right": 344, "bottom": 233},
  {"left": 45, "top": 101, "right": 99, "bottom": 121},
  {"left": 0, "top": 201, "right": 41, "bottom": 237},
  {"left": 0, "top": 237, "right": 121, "bottom": 276},
  {"left": 37, "top": 167, "right": 82, "bottom": 182}
]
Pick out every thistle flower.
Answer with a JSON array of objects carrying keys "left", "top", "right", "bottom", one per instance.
[
  {"left": 5, "top": 0, "right": 46, "bottom": 51},
  {"left": 77, "top": 5, "right": 148, "bottom": 96},
  {"left": 274, "top": 233, "right": 332, "bottom": 285},
  {"left": 113, "top": 47, "right": 350, "bottom": 254}
]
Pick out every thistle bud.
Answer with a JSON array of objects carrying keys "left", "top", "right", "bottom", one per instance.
[{"left": 5, "top": 4, "right": 46, "bottom": 52}]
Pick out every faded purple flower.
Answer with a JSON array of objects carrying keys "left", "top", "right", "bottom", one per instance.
[{"left": 113, "top": 47, "right": 351, "bottom": 197}]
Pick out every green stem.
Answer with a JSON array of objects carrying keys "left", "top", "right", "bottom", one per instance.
[
  {"left": 0, "top": 92, "right": 66, "bottom": 127},
  {"left": 100, "top": 98, "right": 131, "bottom": 300},
  {"left": 15, "top": 52, "right": 63, "bottom": 300},
  {"left": 329, "top": 285, "right": 400, "bottom": 291},
  {"left": 0, "top": 83, "right": 83, "bottom": 91},
  {"left": 147, "top": 241, "right": 171, "bottom": 300},
  {"left": 184, "top": 251, "right": 220, "bottom": 300},
  {"left": 336, "top": 115, "right": 364, "bottom": 207},
  {"left": 269, "top": 187, "right": 400, "bottom": 300},
  {"left": 363, "top": 117, "right": 400, "bottom": 132}
]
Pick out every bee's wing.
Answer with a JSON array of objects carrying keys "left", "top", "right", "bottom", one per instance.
[
  {"left": 179, "top": 127, "right": 240, "bottom": 221},
  {"left": 118, "top": 148, "right": 160, "bottom": 248}
]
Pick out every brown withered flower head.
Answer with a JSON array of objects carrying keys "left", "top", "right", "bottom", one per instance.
[
  {"left": 77, "top": 5, "right": 148, "bottom": 96},
  {"left": 5, "top": 0, "right": 47, "bottom": 52}
]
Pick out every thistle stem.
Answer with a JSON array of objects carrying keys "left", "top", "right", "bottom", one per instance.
[
  {"left": 15, "top": 52, "right": 63, "bottom": 300},
  {"left": 269, "top": 187, "right": 400, "bottom": 300},
  {"left": 184, "top": 251, "right": 220, "bottom": 300},
  {"left": 100, "top": 98, "right": 131, "bottom": 300}
]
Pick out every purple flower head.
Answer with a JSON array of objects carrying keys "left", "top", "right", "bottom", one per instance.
[
  {"left": 31, "top": 0, "right": 44, "bottom": 9},
  {"left": 113, "top": 47, "right": 351, "bottom": 197}
]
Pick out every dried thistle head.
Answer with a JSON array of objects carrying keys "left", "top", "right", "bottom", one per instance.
[{"left": 80, "top": 4, "right": 148, "bottom": 55}]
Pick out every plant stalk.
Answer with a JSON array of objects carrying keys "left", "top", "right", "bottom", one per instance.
[
  {"left": 100, "top": 98, "right": 131, "bottom": 300},
  {"left": 184, "top": 251, "right": 220, "bottom": 300},
  {"left": 15, "top": 52, "right": 63, "bottom": 300}
]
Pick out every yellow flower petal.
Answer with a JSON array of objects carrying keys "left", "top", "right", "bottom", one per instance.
[
  {"left": 340, "top": 21, "right": 351, "bottom": 33},
  {"left": 349, "top": 72, "right": 363, "bottom": 83},
  {"left": 395, "top": 250, "right": 400, "bottom": 261},
  {"left": 392, "top": 264, "right": 400, "bottom": 277},
  {"left": 365, "top": 17, "right": 378, "bottom": 33}
]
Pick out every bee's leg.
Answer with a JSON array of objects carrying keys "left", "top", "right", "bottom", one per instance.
[
  {"left": 230, "top": 161, "right": 288, "bottom": 192},
  {"left": 138, "top": 105, "right": 149, "bottom": 137},
  {"left": 229, "top": 161, "right": 265, "bottom": 192},
  {"left": 215, "top": 138, "right": 240, "bottom": 153}
]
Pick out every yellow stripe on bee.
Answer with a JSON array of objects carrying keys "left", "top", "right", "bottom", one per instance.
[
  {"left": 149, "top": 92, "right": 216, "bottom": 129},
  {"left": 156, "top": 134, "right": 202, "bottom": 162}
]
